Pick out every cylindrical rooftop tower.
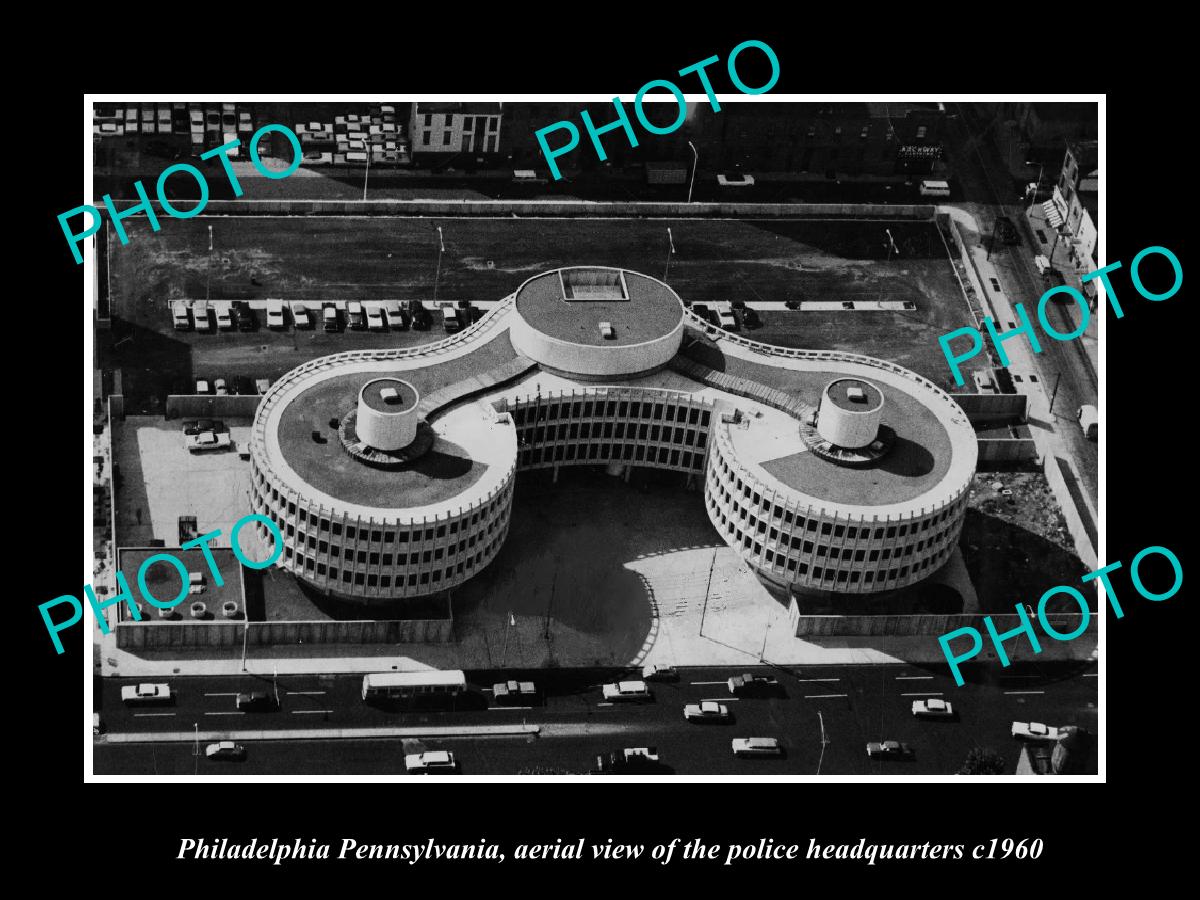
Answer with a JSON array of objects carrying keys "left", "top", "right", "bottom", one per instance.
[
  {"left": 356, "top": 377, "right": 419, "bottom": 451},
  {"left": 816, "top": 377, "right": 884, "bottom": 448}
]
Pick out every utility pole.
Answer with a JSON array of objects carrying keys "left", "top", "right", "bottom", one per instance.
[
  {"left": 205, "top": 225, "right": 213, "bottom": 305},
  {"left": 880, "top": 229, "right": 898, "bottom": 302},
  {"left": 432, "top": 226, "right": 445, "bottom": 305},
  {"left": 663, "top": 227, "right": 675, "bottom": 282},
  {"left": 241, "top": 616, "right": 249, "bottom": 672},
  {"left": 362, "top": 149, "right": 371, "bottom": 201},
  {"left": 1048, "top": 372, "right": 1063, "bottom": 415},
  {"left": 758, "top": 610, "right": 771, "bottom": 662},
  {"left": 193, "top": 722, "right": 199, "bottom": 774},
  {"left": 698, "top": 549, "right": 717, "bottom": 637},
  {"left": 686, "top": 141, "right": 699, "bottom": 204},
  {"left": 816, "top": 710, "right": 829, "bottom": 775}
]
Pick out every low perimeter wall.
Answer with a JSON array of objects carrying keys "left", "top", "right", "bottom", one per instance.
[
  {"left": 109, "top": 199, "right": 937, "bottom": 219},
  {"left": 977, "top": 438, "right": 1039, "bottom": 463},
  {"left": 115, "top": 617, "right": 454, "bottom": 649},
  {"left": 791, "top": 606, "right": 1093, "bottom": 639}
]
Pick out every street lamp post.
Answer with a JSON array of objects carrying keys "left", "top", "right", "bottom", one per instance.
[
  {"left": 880, "top": 228, "right": 898, "bottom": 302},
  {"left": 686, "top": 141, "right": 699, "bottom": 204},
  {"left": 432, "top": 226, "right": 445, "bottom": 305},
  {"left": 362, "top": 150, "right": 371, "bottom": 201},
  {"left": 663, "top": 227, "right": 675, "bottom": 282},
  {"left": 193, "top": 722, "right": 199, "bottom": 774},
  {"left": 205, "top": 225, "right": 213, "bottom": 305}
]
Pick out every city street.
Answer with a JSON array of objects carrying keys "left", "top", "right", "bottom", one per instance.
[{"left": 95, "top": 661, "right": 1098, "bottom": 775}]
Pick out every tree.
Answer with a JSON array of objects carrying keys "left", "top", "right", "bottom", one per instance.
[{"left": 958, "top": 747, "right": 1005, "bottom": 775}]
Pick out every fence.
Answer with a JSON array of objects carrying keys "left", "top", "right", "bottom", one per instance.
[
  {"left": 165, "top": 394, "right": 263, "bottom": 419},
  {"left": 790, "top": 607, "right": 1094, "bottom": 639},
  {"left": 952, "top": 392, "right": 1028, "bottom": 426},
  {"left": 114, "top": 616, "right": 454, "bottom": 649},
  {"left": 107, "top": 199, "right": 938, "bottom": 220},
  {"left": 977, "top": 438, "right": 1039, "bottom": 463}
]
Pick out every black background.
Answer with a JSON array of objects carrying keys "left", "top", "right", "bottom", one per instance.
[{"left": 25, "top": 22, "right": 1189, "bottom": 888}]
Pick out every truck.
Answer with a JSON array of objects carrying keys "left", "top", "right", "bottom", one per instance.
[{"left": 1077, "top": 404, "right": 1098, "bottom": 440}]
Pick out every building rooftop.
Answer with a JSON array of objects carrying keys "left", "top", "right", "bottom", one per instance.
[
  {"left": 116, "top": 546, "right": 244, "bottom": 621},
  {"left": 414, "top": 101, "right": 502, "bottom": 116},
  {"left": 360, "top": 377, "right": 418, "bottom": 414},
  {"left": 514, "top": 268, "right": 683, "bottom": 348}
]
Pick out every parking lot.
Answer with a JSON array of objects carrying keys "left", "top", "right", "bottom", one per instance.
[{"left": 103, "top": 214, "right": 976, "bottom": 404}]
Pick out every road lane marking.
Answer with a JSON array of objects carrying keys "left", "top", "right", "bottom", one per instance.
[
  {"left": 286, "top": 691, "right": 327, "bottom": 696},
  {"left": 1082, "top": 673, "right": 1098, "bottom": 678},
  {"left": 1004, "top": 690, "right": 1045, "bottom": 695},
  {"left": 795, "top": 678, "right": 840, "bottom": 682},
  {"left": 487, "top": 706, "right": 533, "bottom": 711},
  {"left": 690, "top": 681, "right": 726, "bottom": 685},
  {"left": 900, "top": 692, "right": 944, "bottom": 697},
  {"left": 703, "top": 697, "right": 739, "bottom": 702},
  {"left": 291, "top": 710, "right": 335, "bottom": 715},
  {"left": 204, "top": 692, "right": 239, "bottom": 697},
  {"left": 204, "top": 711, "right": 246, "bottom": 716},
  {"left": 895, "top": 676, "right": 934, "bottom": 680},
  {"left": 805, "top": 694, "right": 848, "bottom": 699},
  {"left": 133, "top": 712, "right": 176, "bottom": 717}
]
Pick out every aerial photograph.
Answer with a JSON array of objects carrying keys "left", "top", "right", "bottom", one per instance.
[{"left": 82, "top": 94, "right": 1100, "bottom": 777}]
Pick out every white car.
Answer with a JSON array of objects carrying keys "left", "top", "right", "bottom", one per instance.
[
  {"left": 405, "top": 750, "right": 457, "bottom": 773},
  {"left": 732, "top": 737, "right": 784, "bottom": 757},
  {"left": 187, "top": 431, "right": 232, "bottom": 453},
  {"left": 266, "top": 300, "right": 286, "bottom": 330},
  {"left": 383, "top": 301, "right": 406, "bottom": 330},
  {"left": 205, "top": 741, "right": 246, "bottom": 760},
  {"left": 292, "top": 303, "right": 313, "bottom": 329},
  {"left": 171, "top": 302, "right": 191, "bottom": 330},
  {"left": 1012, "top": 721, "right": 1061, "bottom": 742},
  {"left": 641, "top": 664, "right": 678, "bottom": 682},
  {"left": 602, "top": 680, "right": 651, "bottom": 702},
  {"left": 911, "top": 698, "right": 955, "bottom": 718},
  {"left": 684, "top": 700, "right": 731, "bottom": 723},
  {"left": 213, "top": 378, "right": 228, "bottom": 396},
  {"left": 214, "top": 304, "right": 234, "bottom": 330},
  {"left": 121, "top": 683, "right": 171, "bottom": 704},
  {"left": 366, "top": 305, "right": 386, "bottom": 331}
]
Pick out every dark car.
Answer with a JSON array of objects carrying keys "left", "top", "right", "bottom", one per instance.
[
  {"left": 236, "top": 691, "right": 278, "bottom": 712},
  {"left": 691, "top": 303, "right": 710, "bottom": 319},
  {"left": 705, "top": 309, "right": 722, "bottom": 328},
  {"left": 182, "top": 419, "right": 201, "bottom": 436},
  {"left": 234, "top": 303, "right": 256, "bottom": 331},
  {"left": 232, "top": 376, "right": 256, "bottom": 396},
  {"left": 727, "top": 673, "right": 781, "bottom": 698},
  {"left": 740, "top": 308, "right": 760, "bottom": 328},
  {"left": 196, "top": 419, "right": 225, "bottom": 433},
  {"left": 590, "top": 747, "right": 662, "bottom": 775}
]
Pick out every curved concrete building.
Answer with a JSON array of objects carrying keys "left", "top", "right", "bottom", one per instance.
[{"left": 247, "top": 266, "right": 977, "bottom": 603}]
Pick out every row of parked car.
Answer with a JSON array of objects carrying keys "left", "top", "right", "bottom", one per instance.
[
  {"left": 171, "top": 300, "right": 464, "bottom": 333},
  {"left": 688, "top": 300, "right": 760, "bottom": 332}
]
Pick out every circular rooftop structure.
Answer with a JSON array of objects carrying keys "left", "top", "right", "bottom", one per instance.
[
  {"left": 356, "top": 377, "right": 420, "bottom": 451},
  {"left": 817, "top": 377, "right": 885, "bottom": 449},
  {"left": 510, "top": 266, "right": 685, "bottom": 377}
]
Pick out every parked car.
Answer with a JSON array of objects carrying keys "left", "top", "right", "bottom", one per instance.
[
  {"left": 727, "top": 673, "right": 780, "bottom": 697},
  {"left": 213, "top": 378, "right": 228, "bottom": 396},
  {"left": 292, "top": 303, "right": 313, "bottom": 329},
  {"left": 492, "top": 680, "right": 538, "bottom": 705},
  {"left": 171, "top": 302, "right": 191, "bottom": 330},
  {"left": 1011, "top": 722, "right": 1061, "bottom": 742},
  {"left": 121, "top": 683, "right": 172, "bottom": 705},
  {"left": 911, "top": 698, "right": 955, "bottom": 719},
  {"left": 235, "top": 303, "right": 256, "bottom": 331},
  {"left": 405, "top": 750, "right": 457, "bottom": 773},
  {"left": 236, "top": 691, "right": 278, "bottom": 712},
  {"left": 255, "top": 378, "right": 271, "bottom": 395},
  {"left": 266, "top": 299, "right": 286, "bottom": 330},
  {"left": 347, "top": 301, "right": 366, "bottom": 330},
  {"left": 602, "top": 680, "right": 651, "bottom": 702},
  {"left": 182, "top": 420, "right": 201, "bottom": 436},
  {"left": 866, "top": 740, "right": 913, "bottom": 758},
  {"left": 591, "top": 747, "right": 662, "bottom": 774},
  {"left": 1077, "top": 404, "right": 1098, "bottom": 440},
  {"left": 323, "top": 304, "right": 340, "bottom": 332},
  {"left": 214, "top": 303, "right": 234, "bottom": 330},
  {"left": 193, "top": 300, "right": 212, "bottom": 332},
  {"left": 195, "top": 379, "right": 212, "bottom": 395},
  {"left": 205, "top": 741, "right": 246, "bottom": 760},
  {"left": 442, "top": 306, "right": 462, "bottom": 333},
  {"left": 684, "top": 700, "right": 731, "bottom": 723},
  {"left": 641, "top": 664, "right": 678, "bottom": 682},
  {"left": 732, "top": 737, "right": 784, "bottom": 758},
  {"left": 383, "top": 301, "right": 408, "bottom": 330},
  {"left": 196, "top": 419, "right": 224, "bottom": 433},
  {"left": 186, "top": 431, "right": 232, "bottom": 453},
  {"left": 365, "top": 305, "right": 386, "bottom": 331}
]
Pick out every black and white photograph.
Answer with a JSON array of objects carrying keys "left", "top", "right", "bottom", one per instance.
[{"left": 71, "top": 90, "right": 1117, "bottom": 782}]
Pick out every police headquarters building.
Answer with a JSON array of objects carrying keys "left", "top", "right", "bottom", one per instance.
[{"left": 245, "top": 266, "right": 976, "bottom": 611}]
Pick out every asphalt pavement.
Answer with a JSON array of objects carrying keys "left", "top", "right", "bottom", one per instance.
[{"left": 95, "top": 661, "right": 1097, "bottom": 775}]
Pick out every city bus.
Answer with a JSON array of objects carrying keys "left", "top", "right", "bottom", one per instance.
[
  {"left": 361, "top": 670, "right": 467, "bottom": 706},
  {"left": 919, "top": 179, "right": 951, "bottom": 198}
]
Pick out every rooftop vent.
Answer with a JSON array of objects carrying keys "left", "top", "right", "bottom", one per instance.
[
  {"left": 599, "top": 321, "right": 615, "bottom": 340},
  {"left": 380, "top": 387, "right": 401, "bottom": 405},
  {"left": 847, "top": 386, "right": 867, "bottom": 403}
]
